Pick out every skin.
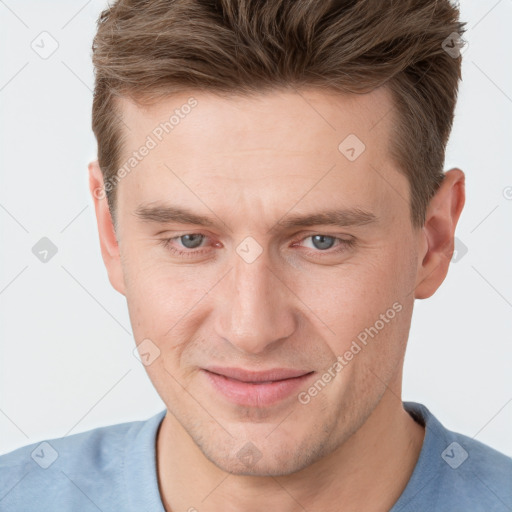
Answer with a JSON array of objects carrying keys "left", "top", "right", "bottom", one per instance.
[{"left": 89, "top": 86, "right": 465, "bottom": 512}]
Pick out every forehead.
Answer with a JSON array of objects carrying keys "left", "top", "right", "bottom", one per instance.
[
  {"left": 114, "top": 87, "right": 409, "bottom": 230},
  {"left": 119, "top": 86, "right": 394, "bottom": 154}
]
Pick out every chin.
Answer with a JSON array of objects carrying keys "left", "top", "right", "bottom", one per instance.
[{"left": 195, "top": 428, "right": 336, "bottom": 477}]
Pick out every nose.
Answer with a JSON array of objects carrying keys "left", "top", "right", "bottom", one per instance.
[{"left": 214, "top": 249, "right": 297, "bottom": 355}]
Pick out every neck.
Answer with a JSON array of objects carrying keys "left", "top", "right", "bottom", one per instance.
[{"left": 156, "top": 386, "right": 424, "bottom": 512}]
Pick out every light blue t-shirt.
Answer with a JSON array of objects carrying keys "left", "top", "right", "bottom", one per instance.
[{"left": 1, "top": 402, "right": 511, "bottom": 511}]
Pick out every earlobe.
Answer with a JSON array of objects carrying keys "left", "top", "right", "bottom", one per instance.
[
  {"left": 88, "top": 160, "right": 126, "bottom": 296},
  {"left": 414, "top": 168, "right": 465, "bottom": 299}
]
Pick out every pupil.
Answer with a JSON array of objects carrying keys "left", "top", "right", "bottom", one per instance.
[
  {"left": 312, "top": 235, "right": 334, "bottom": 250},
  {"left": 181, "top": 234, "right": 203, "bottom": 249}
]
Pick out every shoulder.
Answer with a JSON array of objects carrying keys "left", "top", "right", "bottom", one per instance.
[
  {"left": 438, "top": 428, "right": 512, "bottom": 507},
  {"left": 0, "top": 411, "right": 166, "bottom": 512},
  {"left": 0, "top": 415, "right": 148, "bottom": 472},
  {"left": 396, "top": 402, "right": 512, "bottom": 512}
]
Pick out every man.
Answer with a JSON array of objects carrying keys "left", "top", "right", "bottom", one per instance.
[{"left": 1, "top": 0, "right": 511, "bottom": 510}]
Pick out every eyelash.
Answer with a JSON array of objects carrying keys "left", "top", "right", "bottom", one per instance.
[{"left": 158, "top": 233, "right": 356, "bottom": 259}]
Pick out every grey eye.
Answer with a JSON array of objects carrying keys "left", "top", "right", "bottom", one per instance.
[
  {"left": 180, "top": 234, "right": 204, "bottom": 249},
  {"left": 310, "top": 235, "right": 335, "bottom": 250}
]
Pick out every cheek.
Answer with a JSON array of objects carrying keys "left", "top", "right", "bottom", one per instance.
[
  {"left": 121, "top": 242, "right": 223, "bottom": 350},
  {"left": 294, "top": 257, "right": 404, "bottom": 328},
  {"left": 288, "top": 243, "right": 415, "bottom": 367},
  {"left": 121, "top": 232, "right": 415, "bottom": 358}
]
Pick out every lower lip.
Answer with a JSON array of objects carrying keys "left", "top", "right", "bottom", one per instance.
[{"left": 203, "top": 370, "right": 315, "bottom": 407}]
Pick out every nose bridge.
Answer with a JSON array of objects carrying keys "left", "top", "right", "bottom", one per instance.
[{"left": 215, "top": 248, "right": 296, "bottom": 355}]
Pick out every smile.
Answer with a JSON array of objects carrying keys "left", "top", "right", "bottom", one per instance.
[{"left": 202, "top": 367, "right": 315, "bottom": 407}]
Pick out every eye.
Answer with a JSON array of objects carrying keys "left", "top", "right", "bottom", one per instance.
[
  {"left": 159, "top": 232, "right": 356, "bottom": 259},
  {"left": 175, "top": 233, "right": 205, "bottom": 249},
  {"left": 159, "top": 233, "right": 212, "bottom": 258},
  {"left": 303, "top": 234, "right": 336, "bottom": 250},
  {"left": 293, "top": 234, "right": 356, "bottom": 255}
]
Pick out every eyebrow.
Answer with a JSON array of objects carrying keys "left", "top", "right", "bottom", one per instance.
[
  {"left": 271, "top": 208, "right": 377, "bottom": 232},
  {"left": 134, "top": 203, "right": 378, "bottom": 231},
  {"left": 134, "top": 203, "right": 216, "bottom": 226}
]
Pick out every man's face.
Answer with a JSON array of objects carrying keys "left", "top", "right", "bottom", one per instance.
[{"left": 110, "top": 87, "right": 422, "bottom": 475}]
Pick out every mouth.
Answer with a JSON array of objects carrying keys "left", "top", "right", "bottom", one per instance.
[{"left": 202, "top": 367, "right": 315, "bottom": 407}]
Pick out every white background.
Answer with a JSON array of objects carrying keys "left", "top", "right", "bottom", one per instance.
[{"left": 0, "top": 0, "right": 511, "bottom": 456}]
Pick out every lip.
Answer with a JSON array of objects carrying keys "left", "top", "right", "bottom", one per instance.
[{"left": 202, "top": 367, "right": 315, "bottom": 407}]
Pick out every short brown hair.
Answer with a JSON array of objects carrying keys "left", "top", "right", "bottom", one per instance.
[{"left": 91, "top": 0, "right": 465, "bottom": 228}]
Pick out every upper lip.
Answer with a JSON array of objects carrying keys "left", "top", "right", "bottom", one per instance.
[{"left": 204, "top": 367, "right": 313, "bottom": 383}]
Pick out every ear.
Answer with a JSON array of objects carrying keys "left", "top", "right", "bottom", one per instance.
[
  {"left": 414, "top": 168, "right": 465, "bottom": 299},
  {"left": 88, "top": 160, "right": 126, "bottom": 296}
]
